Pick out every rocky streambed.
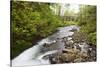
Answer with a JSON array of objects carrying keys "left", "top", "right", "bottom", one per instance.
[
  {"left": 42, "top": 26, "right": 96, "bottom": 64},
  {"left": 12, "top": 25, "right": 96, "bottom": 66}
]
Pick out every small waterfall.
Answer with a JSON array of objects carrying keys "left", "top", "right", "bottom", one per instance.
[
  {"left": 12, "top": 40, "right": 58, "bottom": 66},
  {"left": 12, "top": 25, "right": 80, "bottom": 67}
]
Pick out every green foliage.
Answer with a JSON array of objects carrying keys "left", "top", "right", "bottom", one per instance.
[
  {"left": 11, "top": 1, "right": 62, "bottom": 58},
  {"left": 59, "top": 21, "right": 78, "bottom": 26},
  {"left": 78, "top": 5, "right": 96, "bottom": 45},
  {"left": 88, "top": 32, "right": 96, "bottom": 45}
]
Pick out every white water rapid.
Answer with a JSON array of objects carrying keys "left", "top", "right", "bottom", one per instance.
[{"left": 12, "top": 25, "right": 80, "bottom": 67}]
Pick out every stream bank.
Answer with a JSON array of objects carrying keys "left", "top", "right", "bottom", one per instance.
[
  {"left": 48, "top": 32, "right": 96, "bottom": 64},
  {"left": 12, "top": 25, "right": 96, "bottom": 66}
]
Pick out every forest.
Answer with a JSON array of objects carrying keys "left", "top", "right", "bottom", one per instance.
[{"left": 11, "top": 1, "right": 96, "bottom": 64}]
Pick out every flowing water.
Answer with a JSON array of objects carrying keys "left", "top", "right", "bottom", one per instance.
[{"left": 12, "top": 25, "right": 92, "bottom": 67}]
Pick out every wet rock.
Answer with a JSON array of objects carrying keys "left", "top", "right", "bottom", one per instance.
[
  {"left": 48, "top": 31, "right": 96, "bottom": 64},
  {"left": 74, "top": 57, "right": 83, "bottom": 62},
  {"left": 70, "top": 28, "right": 77, "bottom": 32},
  {"left": 79, "top": 52, "right": 88, "bottom": 59},
  {"left": 72, "top": 32, "right": 88, "bottom": 43},
  {"left": 61, "top": 53, "right": 76, "bottom": 62},
  {"left": 49, "top": 54, "right": 64, "bottom": 64},
  {"left": 62, "top": 49, "right": 80, "bottom": 54}
]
